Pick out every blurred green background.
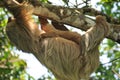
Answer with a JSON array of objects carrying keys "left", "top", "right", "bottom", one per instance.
[{"left": 0, "top": 0, "right": 120, "bottom": 80}]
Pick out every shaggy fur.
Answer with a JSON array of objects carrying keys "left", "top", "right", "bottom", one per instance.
[{"left": 6, "top": 3, "right": 110, "bottom": 80}]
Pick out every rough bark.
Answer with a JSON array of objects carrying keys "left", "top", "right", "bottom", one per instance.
[{"left": 1, "top": 0, "right": 120, "bottom": 43}]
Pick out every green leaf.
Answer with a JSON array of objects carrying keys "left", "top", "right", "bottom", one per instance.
[{"left": 62, "top": 0, "right": 69, "bottom": 6}]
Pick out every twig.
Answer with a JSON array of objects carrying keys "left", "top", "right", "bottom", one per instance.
[
  {"left": 12, "top": 0, "right": 20, "bottom": 5},
  {"left": 112, "top": 69, "right": 120, "bottom": 78},
  {"left": 102, "top": 57, "right": 120, "bottom": 65}
]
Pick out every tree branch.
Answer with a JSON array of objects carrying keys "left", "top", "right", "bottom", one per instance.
[
  {"left": 1, "top": 0, "right": 120, "bottom": 44},
  {"left": 112, "top": 69, "right": 120, "bottom": 78},
  {"left": 102, "top": 56, "right": 120, "bottom": 65}
]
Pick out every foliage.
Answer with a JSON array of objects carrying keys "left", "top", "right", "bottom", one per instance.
[
  {"left": 38, "top": 71, "right": 56, "bottom": 80},
  {"left": 40, "top": 0, "right": 48, "bottom": 3},
  {"left": 93, "top": 1, "right": 120, "bottom": 80},
  {"left": 94, "top": 39, "right": 120, "bottom": 80},
  {"left": 97, "top": 1, "right": 120, "bottom": 21},
  {"left": 0, "top": 0, "right": 120, "bottom": 80},
  {"left": 0, "top": 8, "right": 34, "bottom": 80}
]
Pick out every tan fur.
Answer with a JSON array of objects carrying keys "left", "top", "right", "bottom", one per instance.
[
  {"left": 6, "top": 3, "right": 110, "bottom": 80},
  {"left": 39, "top": 17, "right": 81, "bottom": 44}
]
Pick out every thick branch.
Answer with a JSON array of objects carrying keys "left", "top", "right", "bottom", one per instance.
[
  {"left": 27, "top": 1, "right": 120, "bottom": 44},
  {"left": 1, "top": 0, "right": 120, "bottom": 44},
  {"left": 82, "top": 8, "right": 120, "bottom": 24}
]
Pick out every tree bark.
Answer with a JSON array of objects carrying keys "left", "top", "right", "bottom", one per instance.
[{"left": 1, "top": 0, "right": 120, "bottom": 43}]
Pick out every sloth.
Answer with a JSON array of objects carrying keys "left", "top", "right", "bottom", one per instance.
[{"left": 6, "top": 3, "right": 110, "bottom": 80}]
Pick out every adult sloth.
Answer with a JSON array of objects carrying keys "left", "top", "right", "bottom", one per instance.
[{"left": 6, "top": 3, "right": 110, "bottom": 80}]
